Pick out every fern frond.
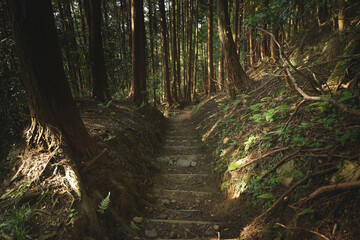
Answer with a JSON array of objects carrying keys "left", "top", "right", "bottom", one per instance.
[{"left": 97, "top": 192, "right": 111, "bottom": 213}]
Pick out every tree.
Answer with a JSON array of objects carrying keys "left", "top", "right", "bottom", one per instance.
[
  {"left": 82, "top": 0, "right": 109, "bottom": 101},
  {"left": 159, "top": 0, "right": 173, "bottom": 107},
  {"left": 6, "top": 0, "right": 102, "bottom": 235},
  {"left": 207, "top": 0, "right": 216, "bottom": 95},
  {"left": 171, "top": 0, "right": 179, "bottom": 102},
  {"left": 217, "top": 0, "right": 251, "bottom": 91},
  {"left": 130, "top": 0, "right": 147, "bottom": 104}
]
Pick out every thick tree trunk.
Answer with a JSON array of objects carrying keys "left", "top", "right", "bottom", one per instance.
[
  {"left": 159, "top": 0, "right": 173, "bottom": 107},
  {"left": 148, "top": 0, "right": 157, "bottom": 106},
  {"left": 217, "top": 0, "right": 251, "bottom": 91},
  {"left": 89, "top": 0, "right": 108, "bottom": 101},
  {"left": 208, "top": 0, "right": 216, "bottom": 95},
  {"left": 6, "top": 1, "right": 102, "bottom": 236},
  {"left": 176, "top": 0, "right": 182, "bottom": 100},
  {"left": 130, "top": 0, "right": 147, "bottom": 104}
]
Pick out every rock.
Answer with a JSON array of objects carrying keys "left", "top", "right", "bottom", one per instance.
[
  {"left": 167, "top": 139, "right": 176, "bottom": 143},
  {"left": 161, "top": 199, "right": 170, "bottom": 205},
  {"left": 182, "top": 140, "right": 188, "bottom": 143},
  {"left": 190, "top": 161, "right": 197, "bottom": 167},
  {"left": 223, "top": 137, "right": 230, "bottom": 145},
  {"left": 130, "top": 221, "right": 140, "bottom": 231},
  {"left": 177, "top": 159, "right": 191, "bottom": 167},
  {"left": 205, "top": 230, "right": 215, "bottom": 236},
  {"left": 133, "top": 217, "right": 143, "bottom": 224},
  {"left": 331, "top": 160, "right": 360, "bottom": 184},
  {"left": 171, "top": 199, "right": 177, "bottom": 204},
  {"left": 213, "top": 225, "right": 220, "bottom": 231},
  {"left": 145, "top": 229, "right": 158, "bottom": 238},
  {"left": 277, "top": 160, "right": 295, "bottom": 187},
  {"left": 158, "top": 213, "right": 168, "bottom": 219}
]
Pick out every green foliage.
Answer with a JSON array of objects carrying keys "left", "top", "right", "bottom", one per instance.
[
  {"left": 257, "top": 193, "right": 273, "bottom": 199},
  {"left": 297, "top": 208, "right": 315, "bottom": 216},
  {"left": 67, "top": 209, "right": 78, "bottom": 221},
  {"left": 97, "top": 100, "right": 112, "bottom": 109},
  {"left": 0, "top": 204, "right": 32, "bottom": 240},
  {"left": 97, "top": 192, "right": 111, "bottom": 214},
  {"left": 336, "top": 129, "right": 359, "bottom": 146}
]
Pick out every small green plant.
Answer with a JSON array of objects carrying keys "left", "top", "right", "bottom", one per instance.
[
  {"left": 97, "top": 100, "right": 112, "bottom": 109},
  {"left": 97, "top": 192, "right": 111, "bottom": 214},
  {"left": 297, "top": 208, "right": 315, "bottom": 216},
  {"left": 336, "top": 129, "right": 359, "bottom": 146},
  {"left": 67, "top": 209, "right": 78, "bottom": 221},
  {"left": 0, "top": 204, "right": 32, "bottom": 240}
]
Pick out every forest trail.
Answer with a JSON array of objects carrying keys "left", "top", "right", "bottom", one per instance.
[{"left": 142, "top": 107, "right": 227, "bottom": 239}]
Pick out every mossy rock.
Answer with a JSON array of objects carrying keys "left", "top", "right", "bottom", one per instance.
[{"left": 328, "top": 35, "right": 360, "bottom": 86}]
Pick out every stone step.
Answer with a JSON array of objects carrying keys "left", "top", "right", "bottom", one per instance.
[
  {"left": 147, "top": 219, "right": 221, "bottom": 225},
  {"left": 163, "top": 145, "right": 200, "bottom": 151},
  {"left": 149, "top": 206, "right": 214, "bottom": 221},
  {"left": 153, "top": 189, "right": 213, "bottom": 195},
  {"left": 156, "top": 154, "right": 203, "bottom": 166}
]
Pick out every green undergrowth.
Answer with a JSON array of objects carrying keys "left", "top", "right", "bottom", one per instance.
[{"left": 192, "top": 82, "right": 360, "bottom": 238}]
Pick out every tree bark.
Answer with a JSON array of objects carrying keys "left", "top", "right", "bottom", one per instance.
[
  {"left": 159, "top": 0, "right": 173, "bottom": 107},
  {"left": 171, "top": 0, "right": 178, "bottom": 102},
  {"left": 217, "top": 0, "right": 251, "bottom": 91},
  {"left": 192, "top": 0, "right": 199, "bottom": 100},
  {"left": 185, "top": 0, "right": 193, "bottom": 101},
  {"left": 208, "top": 0, "right": 216, "bottom": 95},
  {"left": 218, "top": 50, "right": 224, "bottom": 91},
  {"left": 130, "top": 0, "right": 147, "bottom": 104}
]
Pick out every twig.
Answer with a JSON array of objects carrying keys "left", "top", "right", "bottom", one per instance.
[
  {"left": 83, "top": 148, "right": 108, "bottom": 172},
  {"left": 276, "top": 222, "right": 330, "bottom": 240},
  {"left": 283, "top": 100, "right": 305, "bottom": 131},
  {"left": 239, "top": 147, "right": 289, "bottom": 169},
  {"left": 298, "top": 180, "right": 360, "bottom": 203},
  {"left": 252, "top": 167, "right": 337, "bottom": 223},
  {"left": 258, "top": 28, "right": 360, "bottom": 117}
]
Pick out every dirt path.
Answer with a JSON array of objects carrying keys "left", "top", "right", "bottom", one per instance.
[{"left": 142, "top": 107, "right": 224, "bottom": 239}]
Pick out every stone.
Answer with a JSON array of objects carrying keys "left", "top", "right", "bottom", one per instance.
[
  {"left": 161, "top": 199, "right": 170, "bottom": 205},
  {"left": 277, "top": 160, "right": 295, "bottom": 187},
  {"left": 213, "top": 225, "right": 220, "bottom": 231},
  {"left": 223, "top": 137, "right": 230, "bottom": 145},
  {"left": 133, "top": 217, "right": 143, "bottom": 224},
  {"left": 331, "top": 160, "right": 360, "bottom": 184},
  {"left": 158, "top": 213, "right": 168, "bottom": 219},
  {"left": 171, "top": 199, "right": 177, "bottom": 204},
  {"left": 130, "top": 221, "right": 140, "bottom": 231},
  {"left": 190, "top": 161, "right": 197, "bottom": 167},
  {"left": 177, "top": 159, "right": 191, "bottom": 167},
  {"left": 145, "top": 229, "right": 158, "bottom": 238}
]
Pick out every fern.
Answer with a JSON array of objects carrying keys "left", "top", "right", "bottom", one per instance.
[{"left": 97, "top": 192, "right": 111, "bottom": 213}]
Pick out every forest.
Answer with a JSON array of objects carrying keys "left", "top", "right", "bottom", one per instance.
[{"left": 0, "top": 0, "right": 359, "bottom": 239}]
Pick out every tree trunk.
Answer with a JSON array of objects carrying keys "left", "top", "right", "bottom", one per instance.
[
  {"left": 217, "top": 0, "right": 251, "bottom": 91},
  {"left": 6, "top": 0, "right": 102, "bottom": 235},
  {"left": 171, "top": 0, "right": 178, "bottom": 102},
  {"left": 208, "top": 0, "right": 216, "bottom": 95},
  {"left": 218, "top": 50, "right": 224, "bottom": 91},
  {"left": 185, "top": 0, "right": 193, "bottom": 102},
  {"left": 192, "top": 0, "right": 199, "bottom": 100},
  {"left": 176, "top": 0, "right": 182, "bottom": 100},
  {"left": 159, "top": 0, "right": 173, "bottom": 107},
  {"left": 338, "top": 0, "right": 345, "bottom": 33},
  {"left": 130, "top": 0, "right": 147, "bottom": 104},
  {"left": 148, "top": 0, "right": 157, "bottom": 106}
]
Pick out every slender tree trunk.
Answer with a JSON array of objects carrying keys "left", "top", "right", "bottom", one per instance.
[
  {"left": 208, "top": 0, "right": 216, "bottom": 95},
  {"left": 130, "top": 0, "right": 147, "bottom": 104},
  {"left": 185, "top": 0, "right": 193, "bottom": 102},
  {"left": 159, "top": 0, "right": 173, "bottom": 107},
  {"left": 181, "top": 0, "right": 186, "bottom": 99},
  {"left": 192, "top": 0, "right": 199, "bottom": 100},
  {"left": 171, "top": 0, "right": 178, "bottom": 102},
  {"left": 217, "top": 0, "right": 251, "bottom": 91},
  {"left": 338, "top": 0, "right": 345, "bottom": 33},
  {"left": 148, "top": 0, "right": 157, "bottom": 106},
  {"left": 218, "top": 50, "right": 224, "bottom": 91},
  {"left": 176, "top": 0, "right": 182, "bottom": 100}
]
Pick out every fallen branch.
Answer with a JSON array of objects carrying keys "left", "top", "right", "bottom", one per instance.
[
  {"left": 259, "top": 28, "right": 360, "bottom": 117},
  {"left": 283, "top": 100, "right": 305, "bottom": 131},
  {"left": 253, "top": 167, "right": 337, "bottom": 223},
  {"left": 275, "top": 222, "right": 330, "bottom": 240},
  {"left": 298, "top": 180, "right": 360, "bottom": 203}
]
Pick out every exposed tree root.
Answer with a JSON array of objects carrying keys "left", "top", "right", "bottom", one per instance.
[
  {"left": 275, "top": 222, "right": 330, "bottom": 240},
  {"left": 298, "top": 180, "right": 360, "bottom": 203}
]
